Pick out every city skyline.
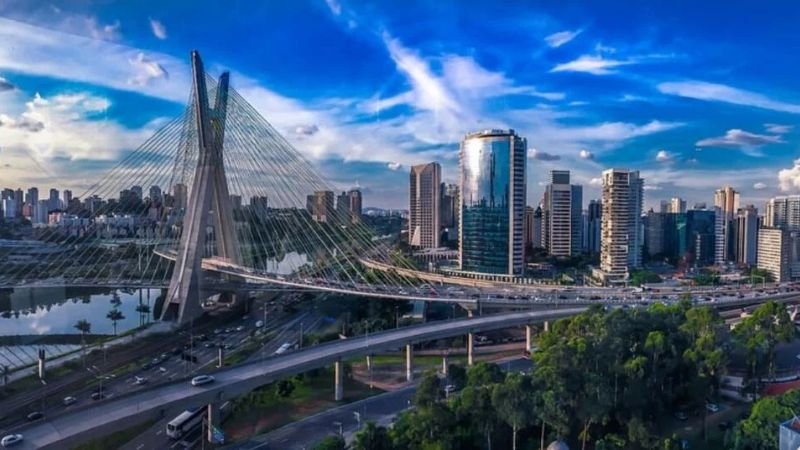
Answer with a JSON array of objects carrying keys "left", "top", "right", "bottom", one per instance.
[{"left": 2, "top": 2, "right": 800, "bottom": 210}]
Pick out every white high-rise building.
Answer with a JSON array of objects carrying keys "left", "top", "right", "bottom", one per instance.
[
  {"left": 598, "top": 169, "right": 644, "bottom": 284},
  {"left": 669, "top": 197, "right": 686, "bottom": 214},
  {"left": 409, "top": 163, "right": 441, "bottom": 249},
  {"left": 542, "top": 170, "right": 583, "bottom": 257},
  {"left": 757, "top": 227, "right": 791, "bottom": 282}
]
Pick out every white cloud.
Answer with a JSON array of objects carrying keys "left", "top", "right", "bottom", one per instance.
[
  {"left": 324, "top": 0, "right": 342, "bottom": 16},
  {"left": 0, "top": 17, "right": 188, "bottom": 102},
  {"left": 695, "top": 129, "right": 783, "bottom": 151},
  {"left": 293, "top": 124, "right": 320, "bottom": 136},
  {"left": 589, "top": 177, "right": 603, "bottom": 186},
  {"left": 149, "top": 18, "right": 167, "bottom": 40},
  {"left": 551, "top": 55, "right": 633, "bottom": 75},
  {"left": 779, "top": 159, "right": 800, "bottom": 192},
  {"left": 643, "top": 184, "right": 662, "bottom": 191},
  {"left": 128, "top": 52, "right": 169, "bottom": 86},
  {"left": 578, "top": 149, "right": 594, "bottom": 160},
  {"left": 753, "top": 182, "right": 768, "bottom": 190},
  {"left": 657, "top": 80, "right": 800, "bottom": 114},
  {"left": 655, "top": 150, "right": 671, "bottom": 162},
  {"left": 387, "top": 162, "right": 402, "bottom": 171},
  {"left": 765, "top": 123, "right": 793, "bottom": 134},
  {"left": 544, "top": 29, "right": 582, "bottom": 48},
  {"left": 0, "top": 91, "right": 153, "bottom": 161}
]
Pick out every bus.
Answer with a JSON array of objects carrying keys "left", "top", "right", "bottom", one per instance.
[{"left": 166, "top": 407, "right": 205, "bottom": 439}]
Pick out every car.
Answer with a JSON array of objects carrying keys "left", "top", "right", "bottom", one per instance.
[
  {"left": 255, "top": 320, "right": 264, "bottom": 328},
  {"left": 191, "top": 375, "right": 215, "bottom": 386},
  {"left": 444, "top": 384, "right": 456, "bottom": 394},
  {"left": 204, "top": 342, "right": 215, "bottom": 349},
  {"left": 706, "top": 402, "right": 720, "bottom": 413},
  {"left": 134, "top": 376, "right": 148, "bottom": 385},
  {"left": 236, "top": 325, "right": 246, "bottom": 332},
  {"left": 63, "top": 396, "right": 77, "bottom": 406},
  {"left": 91, "top": 392, "right": 105, "bottom": 401},
  {"left": 0, "top": 434, "right": 23, "bottom": 447},
  {"left": 25, "top": 412, "right": 43, "bottom": 422},
  {"left": 158, "top": 367, "right": 168, "bottom": 374}
]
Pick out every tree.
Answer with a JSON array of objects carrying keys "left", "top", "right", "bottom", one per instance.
[
  {"left": 733, "top": 301, "right": 793, "bottom": 396},
  {"left": 466, "top": 362, "right": 504, "bottom": 387},
  {"left": 729, "top": 389, "right": 800, "bottom": 450},
  {"left": 74, "top": 319, "right": 91, "bottom": 366},
  {"left": 311, "top": 435, "right": 346, "bottom": 450},
  {"left": 106, "top": 309, "right": 125, "bottom": 335},
  {"left": 352, "top": 422, "right": 393, "bottom": 450},
  {"left": 414, "top": 370, "right": 441, "bottom": 408},
  {"left": 492, "top": 374, "right": 535, "bottom": 450},
  {"left": 275, "top": 379, "right": 295, "bottom": 398}
]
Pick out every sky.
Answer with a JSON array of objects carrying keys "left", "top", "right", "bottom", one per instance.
[{"left": 1, "top": 0, "right": 800, "bottom": 210}]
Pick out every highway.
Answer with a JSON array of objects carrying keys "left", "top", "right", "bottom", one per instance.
[{"left": 7, "top": 307, "right": 585, "bottom": 450}]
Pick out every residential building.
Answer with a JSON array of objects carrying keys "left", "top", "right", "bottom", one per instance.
[
  {"left": 459, "top": 129, "right": 527, "bottom": 275},
  {"left": 598, "top": 169, "right": 644, "bottom": 283},
  {"left": 524, "top": 205, "right": 543, "bottom": 250},
  {"left": 757, "top": 227, "right": 791, "bottom": 282},
  {"left": 409, "top": 163, "right": 441, "bottom": 248},
  {"left": 336, "top": 188, "right": 362, "bottom": 224},
  {"left": 765, "top": 195, "right": 800, "bottom": 229},
  {"left": 542, "top": 170, "right": 583, "bottom": 257}
]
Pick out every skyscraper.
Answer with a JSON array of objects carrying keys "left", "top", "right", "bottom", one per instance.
[
  {"left": 669, "top": 197, "right": 687, "bottom": 214},
  {"left": 735, "top": 205, "right": 759, "bottom": 266},
  {"left": 48, "top": 188, "right": 60, "bottom": 212},
  {"left": 409, "top": 163, "right": 441, "bottom": 248},
  {"left": 714, "top": 185, "right": 740, "bottom": 263},
  {"left": 307, "top": 190, "right": 335, "bottom": 223},
  {"left": 542, "top": 170, "right": 583, "bottom": 257},
  {"left": 599, "top": 169, "right": 644, "bottom": 283},
  {"left": 62, "top": 190, "right": 73, "bottom": 209},
  {"left": 26, "top": 187, "right": 38, "bottom": 208},
  {"left": 765, "top": 195, "right": 800, "bottom": 229},
  {"left": 757, "top": 227, "right": 792, "bottom": 282},
  {"left": 336, "top": 189, "right": 362, "bottom": 224},
  {"left": 173, "top": 183, "right": 188, "bottom": 210},
  {"left": 586, "top": 199, "right": 602, "bottom": 254},
  {"left": 459, "top": 129, "right": 527, "bottom": 275},
  {"left": 131, "top": 185, "right": 143, "bottom": 200},
  {"left": 149, "top": 185, "right": 162, "bottom": 204}
]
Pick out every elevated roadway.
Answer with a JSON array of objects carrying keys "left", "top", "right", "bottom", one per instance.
[{"left": 9, "top": 307, "right": 585, "bottom": 449}]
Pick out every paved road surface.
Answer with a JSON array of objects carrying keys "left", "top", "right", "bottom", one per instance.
[{"left": 8, "top": 308, "right": 584, "bottom": 449}]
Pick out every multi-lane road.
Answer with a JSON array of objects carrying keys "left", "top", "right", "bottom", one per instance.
[{"left": 6, "top": 307, "right": 586, "bottom": 449}]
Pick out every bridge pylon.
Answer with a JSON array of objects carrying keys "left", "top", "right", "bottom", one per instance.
[{"left": 161, "top": 51, "right": 241, "bottom": 324}]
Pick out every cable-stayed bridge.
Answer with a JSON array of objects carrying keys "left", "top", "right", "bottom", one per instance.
[{"left": 0, "top": 51, "right": 781, "bottom": 325}]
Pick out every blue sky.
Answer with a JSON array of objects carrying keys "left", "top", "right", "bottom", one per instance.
[{"left": 1, "top": 0, "right": 800, "bottom": 210}]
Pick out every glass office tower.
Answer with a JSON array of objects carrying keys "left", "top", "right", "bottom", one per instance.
[{"left": 459, "top": 129, "right": 527, "bottom": 275}]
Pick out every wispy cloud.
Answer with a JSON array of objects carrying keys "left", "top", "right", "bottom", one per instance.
[
  {"left": 696, "top": 128, "right": 783, "bottom": 154},
  {"left": 551, "top": 55, "right": 632, "bottom": 75},
  {"left": 324, "top": 0, "right": 342, "bottom": 16},
  {"left": 658, "top": 80, "right": 800, "bottom": 114},
  {"left": 544, "top": 29, "right": 582, "bottom": 48},
  {"left": 0, "top": 76, "right": 15, "bottom": 92},
  {"left": 753, "top": 182, "right": 768, "bottom": 190},
  {"left": 655, "top": 149, "right": 672, "bottom": 162},
  {"left": 578, "top": 149, "right": 594, "bottom": 160},
  {"left": 765, "top": 123, "right": 793, "bottom": 134},
  {"left": 149, "top": 18, "right": 167, "bottom": 40}
]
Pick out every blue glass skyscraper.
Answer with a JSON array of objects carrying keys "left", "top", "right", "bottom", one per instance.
[{"left": 459, "top": 129, "right": 527, "bottom": 275}]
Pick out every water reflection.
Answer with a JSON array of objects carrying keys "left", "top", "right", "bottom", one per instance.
[{"left": 0, "top": 287, "right": 161, "bottom": 336}]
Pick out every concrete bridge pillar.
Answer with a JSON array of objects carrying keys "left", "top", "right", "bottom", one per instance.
[
  {"left": 335, "top": 359, "right": 344, "bottom": 401},
  {"left": 442, "top": 354, "right": 449, "bottom": 376},
  {"left": 366, "top": 354, "right": 373, "bottom": 388},
  {"left": 206, "top": 402, "right": 220, "bottom": 443},
  {"left": 37, "top": 348, "right": 46, "bottom": 380},
  {"left": 406, "top": 344, "right": 414, "bottom": 382},
  {"left": 467, "top": 332, "right": 474, "bottom": 366},
  {"left": 217, "top": 347, "right": 225, "bottom": 368},
  {"left": 544, "top": 320, "right": 550, "bottom": 332},
  {"left": 525, "top": 325, "right": 532, "bottom": 352}
]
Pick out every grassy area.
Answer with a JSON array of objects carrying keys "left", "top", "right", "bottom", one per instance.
[
  {"left": 223, "top": 366, "right": 382, "bottom": 442},
  {"left": 70, "top": 419, "right": 156, "bottom": 450},
  {"left": 365, "top": 354, "right": 468, "bottom": 366}
]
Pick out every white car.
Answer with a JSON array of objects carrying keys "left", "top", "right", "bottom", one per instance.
[
  {"left": 706, "top": 402, "right": 720, "bottom": 413},
  {"left": 191, "top": 375, "right": 215, "bottom": 386},
  {"left": 1, "top": 434, "right": 23, "bottom": 447},
  {"left": 63, "top": 396, "right": 77, "bottom": 406},
  {"left": 255, "top": 320, "right": 264, "bottom": 328},
  {"left": 134, "top": 376, "right": 148, "bottom": 386}
]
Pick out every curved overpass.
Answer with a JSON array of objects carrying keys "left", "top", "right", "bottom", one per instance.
[{"left": 11, "top": 307, "right": 586, "bottom": 450}]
